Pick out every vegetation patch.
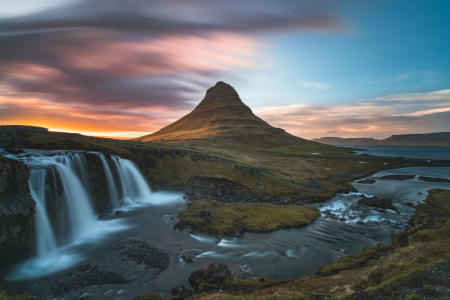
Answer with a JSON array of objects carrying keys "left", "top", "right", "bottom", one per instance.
[{"left": 175, "top": 200, "right": 320, "bottom": 236}]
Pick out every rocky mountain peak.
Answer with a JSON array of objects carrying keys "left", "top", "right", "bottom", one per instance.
[{"left": 197, "top": 81, "right": 243, "bottom": 107}]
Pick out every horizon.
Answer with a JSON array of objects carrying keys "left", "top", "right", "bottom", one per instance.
[{"left": 1, "top": 1, "right": 449, "bottom": 140}]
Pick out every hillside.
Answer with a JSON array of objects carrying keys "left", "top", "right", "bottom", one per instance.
[
  {"left": 134, "top": 82, "right": 340, "bottom": 152},
  {"left": 313, "top": 132, "right": 450, "bottom": 146}
]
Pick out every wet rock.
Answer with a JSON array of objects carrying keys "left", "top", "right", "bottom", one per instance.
[
  {"left": 405, "top": 202, "right": 414, "bottom": 207},
  {"left": 97, "top": 213, "right": 114, "bottom": 220},
  {"left": 50, "top": 263, "right": 129, "bottom": 295},
  {"left": 169, "top": 284, "right": 195, "bottom": 300},
  {"left": 188, "top": 262, "right": 233, "bottom": 293},
  {"left": 131, "top": 292, "right": 164, "bottom": 300},
  {"left": 0, "top": 155, "right": 35, "bottom": 262},
  {"left": 358, "top": 195, "right": 398, "bottom": 212},
  {"left": 115, "top": 210, "right": 124, "bottom": 215},
  {"left": 3, "top": 147, "right": 25, "bottom": 155},
  {"left": 113, "top": 239, "right": 170, "bottom": 275},
  {"left": 181, "top": 252, "right": 197, "bottom": 263}
]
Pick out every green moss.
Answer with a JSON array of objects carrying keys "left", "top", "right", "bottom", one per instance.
[
  {"left": 177, "top": 200, "right": 320, "bottom": 235},
  {"left": 131, "top": 292, "right": 164, "bottom": 300},
  {"left": 0, "top": 291, "right": 34, "bottom": 300},
  {"left": 406, "top": 294, "right": 421, "bottom": 300}
]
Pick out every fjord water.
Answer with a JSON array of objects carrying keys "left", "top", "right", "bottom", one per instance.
[
  {"left": 1, "top": 149, "right": 450, "bottom": 299},
  {"left": 346, "top": 145, "right": 450, "bottom": 160}
]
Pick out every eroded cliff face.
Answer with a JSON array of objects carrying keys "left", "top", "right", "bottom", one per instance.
[{"left": 0, "top": 155, "right": 35, "bottom": 262}]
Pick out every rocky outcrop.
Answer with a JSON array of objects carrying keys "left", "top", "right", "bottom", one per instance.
[
  {"left": 188, "top": 262, "right": 234, "bottom": 293},
  {"left": 0, "top": 155, "right": 35, "bottom": 261},
  {"left": 357, "top": 195, "right": 398, "bottom": 212}
]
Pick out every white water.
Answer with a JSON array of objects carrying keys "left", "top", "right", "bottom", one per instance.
[
  {"left": 5, "top": 150, "right": 168, "bottom": 279},
  {"left": 112, "top": 156, "right": 152, "bottom": 203},
  {"left": 100, "top": 155, "right": 120, "bottom": 208},
  {"left": 29, "top": 169, "right": 58, "bottom": 257}
]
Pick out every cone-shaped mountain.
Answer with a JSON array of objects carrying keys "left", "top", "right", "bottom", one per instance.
[{"left": 135, "top": 82, "right": 329, "bottom": 149}]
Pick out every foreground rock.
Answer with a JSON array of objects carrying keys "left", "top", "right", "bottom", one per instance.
[
  {"left": 0, "top": 155, "right": 35, "bottom": 262},
  {"left": 31, "top": 239, "right": 170, "bottom": 298},
  {"left": 174, "top": 200, "right": 320, "bottom": 236}
]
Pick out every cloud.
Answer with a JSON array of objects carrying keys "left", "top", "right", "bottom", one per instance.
[
  {"left": 254, "top": 89, "right": 450, "bottom": 139},
  {"left": 373, "top": 89, "right": 450, "bottom": 101},
  {"left": 0, "top": 0, "right": 344, "bottom": 136},
  {"left": 358, "top": 70, "right": 441, "bottom": 85},
  {"left": 298, "top": 81, "right": 332, "bottom": 90}
]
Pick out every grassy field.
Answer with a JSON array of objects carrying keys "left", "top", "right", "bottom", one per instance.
[
  {"left": 2, "top": 127, "right": 437, "bottom": 203},
  {"left": 176, "top": 200, "right": 320, "bottom": 235}
]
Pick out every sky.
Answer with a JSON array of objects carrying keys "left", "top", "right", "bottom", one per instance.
[{"left": 0, "top": 0, "right": 449, "bottom": 139}]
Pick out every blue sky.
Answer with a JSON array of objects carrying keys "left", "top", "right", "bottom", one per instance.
[{"left": 0, "top": 0, "right": 449, "bottom": 138}]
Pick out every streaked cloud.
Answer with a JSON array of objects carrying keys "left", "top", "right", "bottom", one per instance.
[
  {"left": 298, "top": 81, "right": 332, "bottom": 90},
  {"left": 254, "top": 89, "right": 450, "bottom": 139},
  {"left": 373, "top": 89, "right": 450, "bottom": 101},
  {"left": 0, "top": 0, "right": 343, "bottom": 136}
]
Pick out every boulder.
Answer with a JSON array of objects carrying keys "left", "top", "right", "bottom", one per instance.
[
  {"left": 358, "top": 196, "right": 398, "bottom": 212},
  {"left": 181, "top": 252, "right": 197, "bottom": 263},
  {"left": 188, "top": 262, "right": 234, "bottom": 293}
]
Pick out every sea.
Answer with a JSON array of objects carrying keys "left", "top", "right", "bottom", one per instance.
[{"left": 341, "top": 145, "right": 450, "bottom": 160}]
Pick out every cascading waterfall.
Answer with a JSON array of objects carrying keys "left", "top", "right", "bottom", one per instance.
[
  {"left": 99, "top": 155, "right": 120, "bottom": 208},
  {"left": 5, "top": 149, "right": 169, "bottom": 279},
  {"left": 29, "top": 168, "right": 58, "bottom": 257},
  {"left": 111, "top": 156, "right": 153, "bottom": 205},
  {"left": 26, "top": 152, "right": 154, "bottom": 250}
]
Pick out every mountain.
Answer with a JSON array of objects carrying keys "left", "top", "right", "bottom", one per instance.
[
  {"left": 135, "top": 81, "right": 335, "bottom": 150},
  {"left": 313, "top": 132, "right": 450, "bottom": 146}
]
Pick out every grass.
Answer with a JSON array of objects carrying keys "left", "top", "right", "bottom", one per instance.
[
  {"left": 176, "top": 200, "right": 320, "bottom": 235},
  {"left": 1, "top": 126, "right": 425, "bottom": 203}
]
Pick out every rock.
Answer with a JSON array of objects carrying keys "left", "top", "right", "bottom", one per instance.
[
  {"left": 358, "top": 196, "right": 398, "bottom": 212},
  {"left": 171, "top": 285, "right": 186, "bottom": 295},
  {"left": 232, "top": 214, "right": 246, "bottom": 236},
  {"left": 188, "top": 262, "right": 234, "bottom": 293},
  {"left": 257, "top": 182, "right": 263, "bottom": 189},
  {"left": 131, "top": 292, "right": 164, "bottom": 300},
  {"left": 98, "top": 213, "right": 114, "bottom": 220},
  {"left": 115, "top": 210, "right": 124, "bottom": 215},
  {"left": 181, "top": 252, "right": 197, "bottom": 263},
  {"left": 405, "top": 202, "right": 414, "bottom": 207},
  {"left": 0, "top": 155, "right": 36, "bottom": 263},
  {"left": 3, "top": 147, "right": 25, "bottom": 155}
]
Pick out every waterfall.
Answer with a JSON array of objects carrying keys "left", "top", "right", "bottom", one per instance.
[
  {"left": 111, "top": 156, "right": 153, "bottom": 204},
  {"left": 29, "top": 169, "right": 58, "bottom": 257},
  {"left": 99, "top": 155, "right": 120, "bottom": 208},
  {"left": 24, "top": 152, "right": 154, "bottom": 251},
  {"left": 52, "top": 158, "right": 95, "bottom": 240},
  {"left": 5, "top": 149, "right": 178, "bottom": 279}
]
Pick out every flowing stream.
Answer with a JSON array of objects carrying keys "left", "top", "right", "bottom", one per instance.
[{"left": 0, "top": 150, "right": 449, "bottom": 299}]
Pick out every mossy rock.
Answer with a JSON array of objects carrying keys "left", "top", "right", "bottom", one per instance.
[
  {"left": 131, "top": 292, "right": 164, "bottom": 300},
  {"left": 0, "top": 291, "right": 34, "bottom": 300}
]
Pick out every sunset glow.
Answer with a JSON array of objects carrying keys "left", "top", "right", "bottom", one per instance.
[{"left": 0, "top": 0, "right": 449, "bottom": 139}]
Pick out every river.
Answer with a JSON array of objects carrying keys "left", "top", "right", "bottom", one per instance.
[{"left": 0, "top": 149, "right": 449, "bottom": 299}]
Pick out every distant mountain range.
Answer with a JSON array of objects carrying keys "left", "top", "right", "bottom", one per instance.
[{"left": 312, "top": 132, "right": 450, "bottom": 146}]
